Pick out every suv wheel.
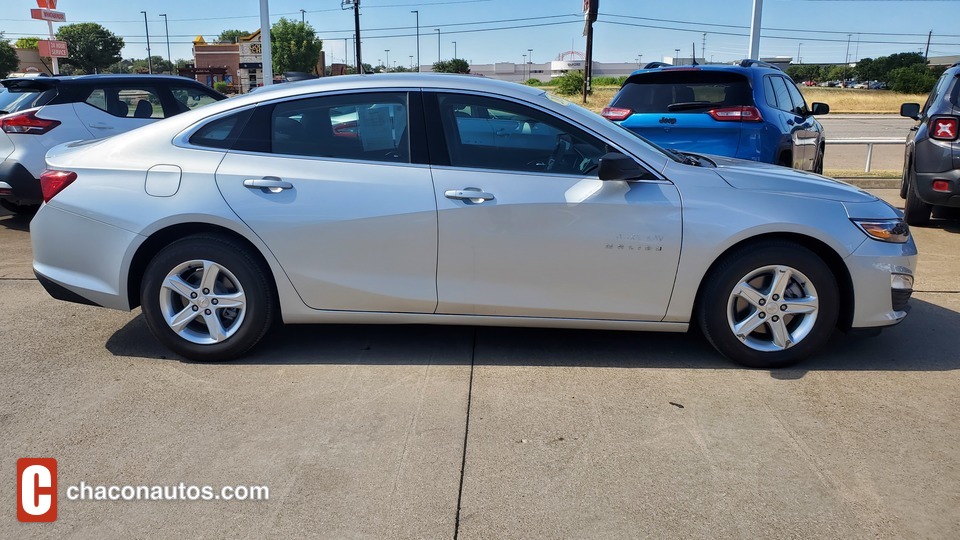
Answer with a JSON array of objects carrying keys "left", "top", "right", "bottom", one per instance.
[{"left": 903, "top": 171, "right": 931, "bottom": 226}]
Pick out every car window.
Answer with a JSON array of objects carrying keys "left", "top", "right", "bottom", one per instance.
[
  {"left": 84, "top": 86, "right": 165, "bottom": 119},
  {"left": 763, "top": 77, "right": 777, "bottom": 109},
  {"left": 269, "top": 92, "right": 409, "bottom": 163},
  {"left": 437, "top": 93, "right": 606, "bottom": 176},
  {"left": 923, "top": 72, "right": 952, "bottom": 114},
  {"left": 189, "top": 109, "right": 254, "bottom": 150},
  {"left": 768, "top": 76, "right": 794, "bottom": 113},
  {"left": 0, "top": 87, "right": 53, "bottom": 115},
  {"left": 784, "top": 79, "right": 808, "bottom": 115},
  {"left": 611, "top": 71, "right": 753, "bottom": 113},
  {"left": 170, "top": 85, "right": 221, "bottom": 114}
]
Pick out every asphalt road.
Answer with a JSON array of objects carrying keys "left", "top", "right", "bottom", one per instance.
[
  {"left": 820, "top": 114, "right": 915, "bottom": 173},
  {"left": 2, "top": 191, "right": 959, "bottom": 539}
]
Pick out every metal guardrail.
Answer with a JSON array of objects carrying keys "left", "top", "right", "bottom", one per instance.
[{"left": 825, "top": 138, "right": 903, "bottom": 173}]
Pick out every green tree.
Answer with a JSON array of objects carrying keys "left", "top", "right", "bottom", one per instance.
[
  {"left": 786, "top": 64, "right": 822, "bottom": 82},
  {"left": 217, "top": 29, "right": 250, "bottom": 44},
  {"left": 0, "top": 35, "right": 18, "bottom": 78},
  {"left": 432, "top": 58, "right": 470, "bottom": 74},
  {"left": 55, "top": 23, "right": 123, "bottom": 74},
  {"left": 888, "top": 64, "right": 938, "bottom": 94},
  {"left": 14, "top": 37, "right": 41, "bottom": 50},
  {"left": 554, "top": 70, "right": 585, "bottom": 96},
  {"left": 270, "top": 18, "right": 322, "bottom": 74},
  {"left": 130, "top": 56, "right": 175, "bottom": 74}
]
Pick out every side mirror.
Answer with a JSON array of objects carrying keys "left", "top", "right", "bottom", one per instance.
[
  {"left": 900, "top": 103, "right": 921, "bottom": 120},
  {"left": 810, "top": 102, "right": 829, "bottom": 116},
  {"left": 598, "top": 152, "right": 652, "bottom": 181}
]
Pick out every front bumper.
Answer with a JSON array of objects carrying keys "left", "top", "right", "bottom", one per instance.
[{"left": 846, "top": 236, "right": 918, "bottom": 328}]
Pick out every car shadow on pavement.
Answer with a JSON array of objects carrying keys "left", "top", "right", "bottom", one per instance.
[
  {"left": 0, "top": 213, "right": 31, "bottom": 232},
  {"left": 105, "top": 298, "right": 960, "bottom": 376}
]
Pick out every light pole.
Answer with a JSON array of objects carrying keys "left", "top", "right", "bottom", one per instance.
[
  {"left": 527, "top": 48, "right": 532, "bottom": 79},
  {"left": 452, "top": 41, "right": 457, "bottom": 59},
  {"left": 409, "top": 55, "right": 413, "bottom": 69},
  {"left": 675, "top": 48, "right": 680, "bottom": 65},
  {"left": 797, "top": 42, "right": 802, "bottom": 64},
  {"left": 844, "top": 33, "right": 852, "bottom": 86},
  {"left": 522, "top": 54, "right": 526, "bottom": 80},
  {"left": 141, "top": 11, "right": 153, "bottom": 74},
  {"left": 411, "top": 10, "right": 419, "bottom": 72},
  {"left": 159, "top": 13, "right": 171, "bottom": 73},
  {"left": 638, "top": 53, "right": 643, "bottom": 66},
  {"left": 300, "top": 9, "right": 305, "bottom": 24},
  {"left": 435, "top": 29, "right": 441, "bottom": 63},
  {"left": 385, "top": 49, "right": 390, "bottom": 71}
]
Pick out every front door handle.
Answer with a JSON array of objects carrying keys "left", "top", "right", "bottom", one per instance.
[
  {"left": 444, "top": 188, "right": 495, "bottom": 203},
  {"left": 244, "top": 177, "right": 293, "bottom": 193}
]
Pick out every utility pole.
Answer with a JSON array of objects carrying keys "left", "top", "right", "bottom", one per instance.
[
  {"left": 353, "top": 1, "right": 362, "bottom": 72},
  {"left": 924, "top": 30, "right": 932, "bottom": 61},
  {"left": 702, "top": 33, "right": 706, "bottom": 64},
  {"left": 159, "top": 13, "right": 171, "bottom": 72},
  {"left": 300, "top": 9, "right": 305, "bottom": 24},
  {"left": 411, "top": 10, "right": 419, "bottom": 72},
  {"left": 435, "top": 29, "right": 441, "bottom": 63},
  {"left": 582, "top": 0, "right": 598, "bottom": 104},
  {"left": 452, "top": 41, "right": 457, "bottom": 59},
  {"left": 259, "top": 0, "right": 273, "bottom": 85},
  {"left": 748, "top": 0, "right": 763, "bottom": 59},
  {"left": 844, "top": 33, "right": 852, "bottom": 86},
  {"left": 141, "top": 11, "right": 153, "bottom": 74},
  {"left": 797, "top": 42, "right": 801, "bottom": 64}
]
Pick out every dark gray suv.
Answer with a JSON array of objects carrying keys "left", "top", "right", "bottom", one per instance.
[{"left": 900, "top": 62, "right": 960, "bottom": 226}]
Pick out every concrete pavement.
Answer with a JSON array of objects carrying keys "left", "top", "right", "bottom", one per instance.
[{"left": 2, "top": 191, "right": 959, "bottom": 539}]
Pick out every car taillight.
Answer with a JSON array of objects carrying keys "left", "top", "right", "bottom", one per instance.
[
  {"left": 39, "top": 169, "right": 77, "bottom": 202},
  {"left": 0, "top": 110, "right": 61, "bottom": 135},
  {"left": 601, "top": 107, "right": 633, "bottom": 121},
  {"left": 930, "top": 116, "right": 958, "bottom": 141},
  {"left": 708, "top": 106, "right": 763, "bottom": 123}
]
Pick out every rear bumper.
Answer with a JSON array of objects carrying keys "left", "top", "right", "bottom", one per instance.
[
  {"left": 0, "top": 159, "right": 42, "bottom": 204},
  {"left": 914, "top": 168, "right": 960, "bottom": 208}
]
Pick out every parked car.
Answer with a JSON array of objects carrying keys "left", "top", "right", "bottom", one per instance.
[
  {"left": 0, "top": 74, "right": 225, "bottom": 214},
  {"left": 601, "top": 60, "right": 829, "bottom": 173},
  {"left": 31, "top": 74, "right": 915, "bottom": 368},
  {"left": 899, "top": 62, "right": 960, "bottom": 225}
]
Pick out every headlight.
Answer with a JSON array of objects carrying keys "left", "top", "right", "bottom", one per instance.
[{"left": 851, "top": 219, "right": 910, "bottom": 243}]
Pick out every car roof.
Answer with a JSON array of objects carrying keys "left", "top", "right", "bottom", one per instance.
[
  {"left": 0, "top": 74, "right": 209, "bottom": 89},
  {"left": 626, "top": 59, "right": 784, "bottom": 80}
]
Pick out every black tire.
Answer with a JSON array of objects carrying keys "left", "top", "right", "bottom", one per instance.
[
  {"left": 140, "top": 234, "right": 275, "bottom": 361},
  {"left": 903, "top": 172, "right": 931, "bottom": 226},
  {"left": 697, "top": 240, "right": 839, "bottom": 369},
  {"left": 0, "top": 199, "right": 40, "bottom": 215}
]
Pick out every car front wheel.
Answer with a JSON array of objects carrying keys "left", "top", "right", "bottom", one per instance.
[
  {"left": 698, "top": 241, "right": 839, "bottom": 368},
  {"left": 140, "top": 235, "right": 275, "bottom": 361}
]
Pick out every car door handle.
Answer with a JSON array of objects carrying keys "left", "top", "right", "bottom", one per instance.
[
  {"left": 88, "top": 122, "right": 114, "bottom": 130},
  {"left": 444, "top": 188, "right": 495, "bottom": 203},
  {"left": 243, "top": 177, "right": 293, "bottom": 193}
]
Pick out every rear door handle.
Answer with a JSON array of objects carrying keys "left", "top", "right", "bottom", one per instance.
[
  {"left": 444, "top": 188, "right": 495, "bottom": 203},
  {"left": 243, "top": 177, "right": 293, "bottom": 193},
  {"left": 88, "top": 122, "right": 114, "bottom": 130}
]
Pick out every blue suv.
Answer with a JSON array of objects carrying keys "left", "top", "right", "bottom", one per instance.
[{"left": 602, "top": 60, "right": 830, "bottom": 172}]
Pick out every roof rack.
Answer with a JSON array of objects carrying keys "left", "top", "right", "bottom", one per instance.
[
  {"left": 952, "top": 61, "right": 960, "bottom": 68},
  {"left": 642, "top": 61, "right": 672, "bottom": 69},
  {"left": 737, "top": 59, "right": 783, "bottom": 71}
]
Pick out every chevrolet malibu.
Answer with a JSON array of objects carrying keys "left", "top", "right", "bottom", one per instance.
[{"left": 31, "top": 74, "right": 916, "bottom": 368}]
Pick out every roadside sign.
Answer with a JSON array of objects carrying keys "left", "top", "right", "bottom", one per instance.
[
  {"left": 30, "top": 8, "right": 67, "bottom": 22},
  {"left": 38, "top": 40, "right": 68, "bottom": 58}
]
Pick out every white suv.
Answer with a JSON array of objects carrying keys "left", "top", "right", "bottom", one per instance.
[{"left": 0, "top": 74, "right": 224, "bottom": 214}]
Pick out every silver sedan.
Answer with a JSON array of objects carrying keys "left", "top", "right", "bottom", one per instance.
[{"left": 31, "top": 74, "right": 917, "bottom": 368}]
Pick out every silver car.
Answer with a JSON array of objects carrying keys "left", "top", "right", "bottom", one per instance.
[{"left": 31, "top": 74, "right": 917, "bottom": 368}]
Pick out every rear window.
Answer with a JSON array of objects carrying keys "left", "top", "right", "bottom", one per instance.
[
  {"left": 0, "top": 86, "right": 55, "bottom": 115},
  {"left": 610, "top": 71, "right": 753, "bottom": 114}
]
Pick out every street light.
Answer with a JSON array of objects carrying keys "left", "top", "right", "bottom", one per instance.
[
  {"left": 411, "top": 10, "right": 420, "bottom": 72},
  {"left": 675, "top": 48, "right": 680, "bottom": 65},
  {"left": 140, "top": 11, "right": 153, "bottom": 74},
  {"left": 409, "top": 55, "right": 413, "bottom": 69},
  {"left": 299, "top": 9, "right": 305, "bottom": 24},
  {"left": 385, "top": 49, "right": 390, "bottom": 71},
  {"left": 159, "top": 13, "right": 171, "bottom": 73},
  {"left": 435, "top": 29, "right": 441, "bottom": 63},
  {"left": 797, "top": 42, "right": 802, "bottom": 64},
  {"left": 452, "top": 41, "right": 457, "bottom": 59},
  {"left": 522, "top": 54, "right": 526, "bottom": 80}
]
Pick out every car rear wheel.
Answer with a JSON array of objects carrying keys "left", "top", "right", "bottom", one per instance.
[
  {"left": 140, "top": 235, "right": 275, "bottom": 361},
  {"left": 903, "top": 172, "right": 931, "bottom": 226},
  {"left": 698, "top": 241, "right": 839, "bottom": 368}
]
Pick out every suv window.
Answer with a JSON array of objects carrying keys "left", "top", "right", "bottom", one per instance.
[
  {"left": 189, "top": 109, "right": 254, "bottom": 150},
  {"left": 767, "top": 76, "right": 794, "bottom": 113},
  {"left": 268, "top": 92, "right": 409, "bottom": 162},
  {"left": 170, "top": 85, "right": 221, "bottom": 114},
  {"left": 784, "top": 79, "right": 809, "bottom": 115},
  {"left": 923, "top": 71, "right": 952, "bottom": 114},
  {"left": 610, "top": 71, "right": 753, "bottom": 113},
  {"left": 437, "top": 93, "right": 606, "bottom": 175},
  {"left": 0, "top": 86, "right": 55, "bottom": 115},
  {"left": 84, "top": 86, "right": 165, "bottom": 118}
]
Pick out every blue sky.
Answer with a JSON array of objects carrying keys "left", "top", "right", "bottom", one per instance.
[{"left": 2, "top": 0, "right": 958, "bottom": 68}]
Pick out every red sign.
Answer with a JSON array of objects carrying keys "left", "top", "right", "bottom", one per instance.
[
  {"left": 38, "top": 40, "right": 69, "bottom": 58},
  {"left": 30, "top": 8, "right": 66, "bottom": 22},
  {"left": 17, "top": 458, "right": 58, "bottom": 522},
  {"left": 36, "top": 0, "right": 59, "bottom": 8}
]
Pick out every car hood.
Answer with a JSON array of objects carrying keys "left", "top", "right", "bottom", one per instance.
[{"left": 707, "top": 155, "right": 877, "bottom": 203}]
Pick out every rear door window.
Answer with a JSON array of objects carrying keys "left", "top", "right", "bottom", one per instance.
[
  {"left": 767, "top": 76, "right": 794, "bottom": 113},
  {"left": 83, "top": 86, "right": 165, "bottom": 118},
  {"left": 169, "top": 84, "right": 222, "bottom": 115},
  {"left": 611, "top": 71, "right": 753, "bottom": 113}
]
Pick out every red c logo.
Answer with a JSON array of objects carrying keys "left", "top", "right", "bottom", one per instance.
[{"left": 17, "top": 458, "right": 57, "bottom": 522}]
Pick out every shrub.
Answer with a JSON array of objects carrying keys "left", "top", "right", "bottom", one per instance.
[
  {"left": 554, "top": 70, "right": 584, "bottom": 96},
  {"left": 213, "top": 81, "right": 231, "bottom": 94},
  {"left": 888, "top": 65, "right": 938, "bottom": 94},
  {"left": 525, "top": 78, "right": 542, "bottom": 86}
]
